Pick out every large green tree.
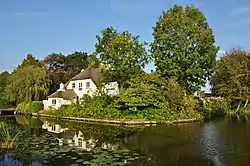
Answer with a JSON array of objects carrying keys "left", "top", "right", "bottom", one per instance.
[
  {"left": 5, "top": 55, "right": 50, "bottom": 105},
  {"left": 211, "top": 49, "right": 250, "bottom": 110},
  {"left": 43, "top": 52, "right": 89, "bottom": 93},
  {"left": 95, "top": 27, "right": 150, "bottom": 87},
  {"left": 151, "top": 5, "right": 219, "bottom": 93}
]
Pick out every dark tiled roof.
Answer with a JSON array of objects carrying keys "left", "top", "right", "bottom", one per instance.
[
  {"left": 69, "top": 67, "right": 103, "bottom": 86},
  {"left": 48, "top": 89, "right": 77, "bottom": 100}
]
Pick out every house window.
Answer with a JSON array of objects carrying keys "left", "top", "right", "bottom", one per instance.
[
  {"left": 78, "top": 138, "right": 83, "bottom": 147},
  {"left": 86, "top": 82, "right": 90, "bottom": 89},
  {"left": 52, "top": 125, "right": 56, "bottom": 131},
  {"left": 79, "top": 82, "right": 83, "bottom": 91},
  {"left": 52, "top": 99, "right": 56, "bottom": 105},
  {"left": 72, "top": 83, "right": 75, "bottom": 89}
]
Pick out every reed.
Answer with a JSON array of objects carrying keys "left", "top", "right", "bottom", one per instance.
[{"left": 0, "top": 122, "right": 19, "bottom": 148}]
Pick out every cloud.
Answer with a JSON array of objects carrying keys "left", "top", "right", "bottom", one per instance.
[
  {"left": 232, "top": 6, "right": 250, "bottom": 15},
  {"left": 13, "top": 11, "right": 48, "bottom": 16}
]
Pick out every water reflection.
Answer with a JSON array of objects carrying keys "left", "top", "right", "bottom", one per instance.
[
  {"left": 201, "top": 123, "right": 227, "bottom": 166},
  {"left": 0, "top": 116, "right": 250, "bottom": 166}
]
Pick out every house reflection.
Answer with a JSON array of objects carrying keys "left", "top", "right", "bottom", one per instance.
[{"left": 42, "top": 121, "right": 118, "bottom": 151}]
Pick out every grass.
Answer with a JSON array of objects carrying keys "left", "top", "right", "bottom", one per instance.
[{"left": 0, "top": 122, "right": 20, "bottom": 148}]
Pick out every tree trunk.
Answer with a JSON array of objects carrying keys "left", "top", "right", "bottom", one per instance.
[
  {"left": 236, "top": 101, "right": 242, "bottom": 112},
  {"left": 244, "top": 99, "right": 249, "bottom": 107}
]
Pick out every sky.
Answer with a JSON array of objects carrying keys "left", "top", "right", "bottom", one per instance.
[{"left": 1, "top": 0, "right": 250, "bottom": 91}]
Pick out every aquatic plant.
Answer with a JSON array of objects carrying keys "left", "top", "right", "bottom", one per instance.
[{"left": 0, "top": 122, "right": 19, "bottom": 148}]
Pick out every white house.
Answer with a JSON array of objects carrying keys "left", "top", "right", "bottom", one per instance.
[{"left": 43, "top": 67, "right": 119, "bottom": 110}]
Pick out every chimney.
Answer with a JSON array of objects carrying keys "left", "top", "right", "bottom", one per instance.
[{"left": 58, "top": 83, "right": 65, "bottom": 91}]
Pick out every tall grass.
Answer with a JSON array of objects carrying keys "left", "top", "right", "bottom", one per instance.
[{"left": 0, "top": 122, "right": 19, "bottom": 148}]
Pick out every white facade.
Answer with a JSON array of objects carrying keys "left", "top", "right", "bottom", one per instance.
[
  {"left": 43, "top": 68, "right": 119, "bottom": 110},
  {"left": 103, "top": 81, "right": 119, "bottom": 96},
  {"left": 66, "top": 79, "right": 97, "bottom": 98},
  {"left": 46, "top": 98, "right": 75, "bottom": 110}
]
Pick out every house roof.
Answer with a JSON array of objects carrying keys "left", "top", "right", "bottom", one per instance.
[
  {"left": 47, "top": 89, "right": 77, "bottom": 100},
  {"left": 69, "top": 67, "right": 103, "bottom": 86}
]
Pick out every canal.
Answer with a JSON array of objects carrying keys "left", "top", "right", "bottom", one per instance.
[{"left": 0, "top": 116, "right": 249, "bottom": 166}]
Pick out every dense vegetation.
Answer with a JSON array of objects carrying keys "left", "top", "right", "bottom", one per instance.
[
  {"left": 0, "top": 5, "right": 247, "bottom": 121},
  {"left": 211, "top": 49, "right": 250, "bottom": 113}
]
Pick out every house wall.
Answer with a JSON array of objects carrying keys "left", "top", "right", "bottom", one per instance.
[
  {"left": 103, "top": 81, "right": 119, "bottom": 95},
  {"left": 47, "top": 98, "right": 75, "bottom": 110},
  {"left": 66, "top": 79, "right": 97, "bottom": 98},
  {"left": 43, "top": 100, "right": 49, "bottom": 110}
]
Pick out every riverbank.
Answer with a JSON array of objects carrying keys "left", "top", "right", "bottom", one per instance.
[{"left": 28, "top": 113, "right": 201, "bottom": 126}]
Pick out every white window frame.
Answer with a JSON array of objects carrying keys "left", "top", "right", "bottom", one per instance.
[
  {"left": 52, "top": 99, "right": 56, "bottom": 105},
  {"left": 79, "top": 82, "right": 83, "bottom": 91}
]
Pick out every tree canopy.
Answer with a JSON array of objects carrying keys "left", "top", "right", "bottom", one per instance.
[
  {"left": 5, "top": 66, "right": 50, "bottom": 104},
  {"left": 43, "top": 52, "right": 89, "bottom": 93},
  {"left": 151, "top": 5, "right": 219, "bottom": 93},
  {"left": 5, "top": 55, "right": 50, "bottom": 105},
  {"left": 95, "top": 27, "right": 150, "bottom": 87},
  {"left": 211, "top": 49, "right": 250, "bottom": 108}
]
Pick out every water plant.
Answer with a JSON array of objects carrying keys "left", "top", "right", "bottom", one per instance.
[{"left": 0, "top": 122, "right": 19, "bottom": 148}]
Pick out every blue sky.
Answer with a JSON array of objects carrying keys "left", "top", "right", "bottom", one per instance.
[{"left": 1, "top": 0, "right": 250, "bottom": 91}]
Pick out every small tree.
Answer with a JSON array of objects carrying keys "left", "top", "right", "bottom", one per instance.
[{"left": 151, "top": 5, "right": 219, "bottom": 93}]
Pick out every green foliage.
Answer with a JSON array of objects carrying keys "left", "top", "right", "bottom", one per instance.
[
  {"left": 211, "top": 49, "right": 250, "bottom": 103},
  {"left": 5, "top": 66, "right": 50, "bottom": 104},
  {"left": 115, "top": 74, "right": 168, "bottom": 111},
  {"left": 115, "top": 74, "right": 198, "bottom": 114},
  {"left": 95, "top": 27, "right": 150, "bottom": 87},
  {"left": 151, "top": 5, "right": 219, "bottom": 93},
  {"left": 0, "top": 121, "right": 19, "bottom": 146},
  {"left": 16, "top": 54, "right": 43, "bottom": 70},
  {"left": 17, "top": 101, "right": 44, "bottom": 113},
  {"left": 43, "top": 52, "right": 90, "bottom": 93},
  {"left": 28, "top": 101, "right": 44, "bottom": 113},
  {"left": 0, "top": 71, "right": 12, "bottom": 108},
  {"left": 46, "top": 74, "right": 201, "bottom": 121},
  {"left": 201, "top": 97, "right": 229, "bottom": 118}
]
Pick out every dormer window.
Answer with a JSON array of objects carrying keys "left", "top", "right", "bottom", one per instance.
[
  {"left": 79, "top": 82, "right": 83, "bottom": 91},
  {"left": 86, "top": 82, "right": 90, "bottom": 89},
  {"left": 72, "top": 83, "right": 75, "bottom": 89}
]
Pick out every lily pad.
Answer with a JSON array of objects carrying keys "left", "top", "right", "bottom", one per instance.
[
  {"left": 82, "top": 161, "right": 90, "bottom": 165},
  {"left": 76, "top": 159, "right": 84, "bottom": 163},
  {"left": 70, "top": 164, "right": 79, "bottom": 166}
]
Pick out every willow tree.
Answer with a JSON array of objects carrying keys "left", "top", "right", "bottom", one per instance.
[
  {"left": 151, "top": 5, "right": 219, "bottom": 93},
  {"left": 211, "top": 49, "right": 250, "bottom": 111},
  {"left": 5, "top": 55, "right": 50, "bottom": 105}
]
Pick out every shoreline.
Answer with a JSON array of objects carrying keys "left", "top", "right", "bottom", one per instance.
[{"left": 27, "top": 113, "right": 202, "bottom": 126}]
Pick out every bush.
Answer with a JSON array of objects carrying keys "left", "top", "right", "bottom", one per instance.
[
  {"left": 201, "top": 97, "right": 229, "bottom": 118},
  {"left": 16, "top": 102, "right": 29, "bottom": 113},
  {"left": 114, "top": 74, "right": 169, "bottom": 111},
  {"left": 28, "top": 101, "right": 44, "bottom": 113},
  {"left": 16, "top": 101, "right": 43, "bottom": 113}
]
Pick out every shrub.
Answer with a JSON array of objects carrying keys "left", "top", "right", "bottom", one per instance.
[
  {"left": 201, "top": 97, "right": 229, "bottom": 118},
  {"left": 16, "top": 102, "right": 29, "bottom": 113},
  {"left": 16, "top": 101, "right": 44, "bottom": 113},
  {"left": 115, "top": 74, "right": 168, "bottom": 111},
  {"left": 28, "top": 101, "right": 44, "bottom": 113}
]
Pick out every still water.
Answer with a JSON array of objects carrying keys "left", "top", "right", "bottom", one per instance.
[{"left": 0, "top": 116, "right": 250, "bottom": 166}]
